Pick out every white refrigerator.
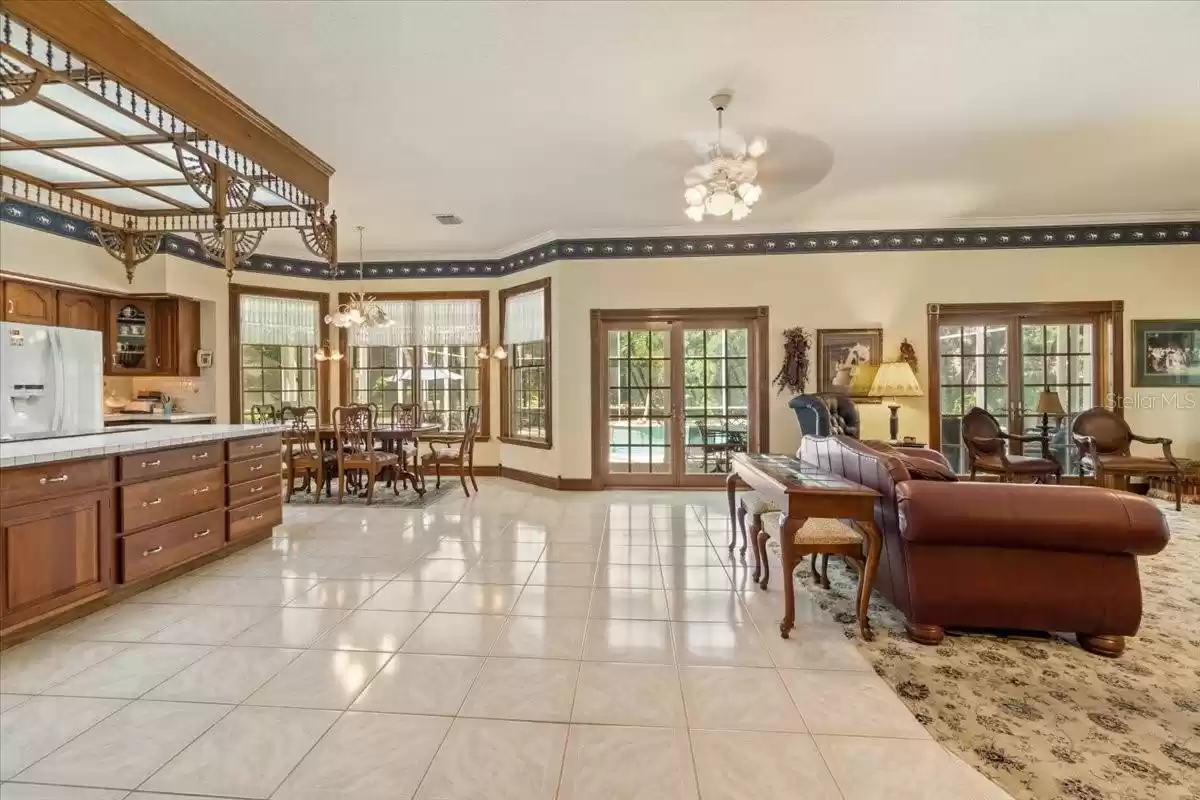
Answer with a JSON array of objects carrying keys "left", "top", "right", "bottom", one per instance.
[{"left": 1, "top": 322, "right": 103, "bottom": 439}]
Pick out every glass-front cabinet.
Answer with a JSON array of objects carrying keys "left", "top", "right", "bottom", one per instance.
[{"left": 107, "top": 298, "right": 155, "bottom": 374}]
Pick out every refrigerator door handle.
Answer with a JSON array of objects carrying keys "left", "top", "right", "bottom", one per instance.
[{"left": 50, "top": 330, "right": 66, "bottom": 431}]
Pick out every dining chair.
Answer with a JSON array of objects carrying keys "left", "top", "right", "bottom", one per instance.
[
  {"left": 423, "top": 404, "right": 481, "bottom": 497},
  {"left": 284, "top": 406, "right": 334, "bottom": 502},
  {"left": 334, "top": 405, "right": 399, "bottom": 504},
  {"left": 962, "top": 406, "right": 1061, "bottom": 483},
  {"left": 389, "top": 402, "right": 424, "bottom": 491},
  {"left": 249, "top": 404, "right": 277, "bottom": 424}
]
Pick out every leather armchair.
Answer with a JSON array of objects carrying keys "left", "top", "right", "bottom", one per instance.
[
  {"left": 798, "top": 435, "right": 1170, "bottom": 657},
  {"left": 789, "top": 393, "right": 860, "bottom": 439},
  {"left": 1072, "top": 407, "right": 1183, "bottom": 511}
]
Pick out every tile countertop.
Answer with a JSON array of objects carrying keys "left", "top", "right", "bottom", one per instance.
[
  {"left": 103, "top": 412, "right": 218, "bottom": 423},
  {"left": 0, "top": 424, "right": 284, "bottom": 469}
]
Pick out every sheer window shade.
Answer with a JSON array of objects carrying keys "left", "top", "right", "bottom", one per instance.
[
  {"left": 503, "top": 288, "right": 546, "bottom": 344},
  {"left": 239, "top": 295, "right": 320, "bottom": 346},
  {"left": 358, "top": 299, "right": 482, "bottom": 346}
]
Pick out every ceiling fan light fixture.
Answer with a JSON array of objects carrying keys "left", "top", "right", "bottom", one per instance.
[{"left": 680, "top": 91, "right": 766, "bottom": 221}]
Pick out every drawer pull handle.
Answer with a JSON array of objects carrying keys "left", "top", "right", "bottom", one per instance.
[
  {"left": 251, "top": 513, "right": 265, "bottom": 521},
  {"left": 193, "top": 528, "right": 211, "bottom": 539},
  {"left": 250, "top": 486, "right": 265, "bottom": 494},
  {"left": 192, "top": 486, "right": 211, "bottom": 495},
  {"left": 141, "top": 459, "right": 161, "bottom": 468},
  {"left": 192, "top": 452, "right": 209, "bottom": 460},
  {"left": 248, "top": 443, "right": 265, "bottom": 451},
  {"left": 39, "top": 474, "right": 70, "bottom": 485},
  {"left": 142, "top": 545, "right": 164, "bottom": 556},
  {"left": 143, "top": 497, "right": 163, "bottom": 507},
  {"left": 250, "top": 464, "right": 265, "bottom": 472}
]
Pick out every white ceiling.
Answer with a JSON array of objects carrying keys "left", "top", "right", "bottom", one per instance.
[{"left": 113, "top": 0, "right": 1200, "bottom": 260}]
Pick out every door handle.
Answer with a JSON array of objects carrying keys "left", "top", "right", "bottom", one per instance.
[
  {"left": 141, "top": 459, "right": 161, "bottom": 468},
  {"left": 155, "top": 356, "right": 161, "bottom": 367},
  {"left": 39, "top": 474, "right": 69, "bottom": 485},
  {"left": 6, "top": 300, "right": 13, "bottom": 314},
  {"left": 142, "top": 497, "right": 163, "bottom": 507},
  {"left": 142, "top": 545, "right": 163, "bottom": 556},
  {"left": 192, "top": 529, "right": 211, "bottom": 539}
]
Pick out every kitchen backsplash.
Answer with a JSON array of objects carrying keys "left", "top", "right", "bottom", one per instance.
[{"left": 104, "top": 375, "right": 214, "bottom": 413}]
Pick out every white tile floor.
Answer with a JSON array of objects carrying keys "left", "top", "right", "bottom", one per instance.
[{"left": 0, "top": 479, "right": 1012, "bottom": 800}]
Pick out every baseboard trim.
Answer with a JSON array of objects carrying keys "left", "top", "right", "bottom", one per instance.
[{"left": 496, "top": 466, "right": 601, "bottom": 491}]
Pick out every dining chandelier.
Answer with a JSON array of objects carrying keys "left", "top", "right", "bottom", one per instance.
[
  {"left": 325, "top": 225, "right": 394, "bottom": 334},
  {"left": 683, "top": 92, "right": 766, "bottom": 222}
]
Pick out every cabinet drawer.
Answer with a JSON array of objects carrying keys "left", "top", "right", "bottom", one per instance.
[
  {"left": 121, "top": 466, "right": 224, "bottom": 532},
  {"left": 0, "top": 458, "right": 113, "bottom": 506},
  {"left": 120, "top": 508, "right": 225, "bottom": 584},
  {"left": 228, "top": 475, "right": 281, "bottom": 508},
  {"left": 228, "top": 434, "right": 281, "bottom": 461},
  {"left": 227, "top": 453, "right": 281, "bottom": 485},
  {"left": 227, "top": 495, "right": 282, "bottom": 542},
  {"left": 120, "top": 443, "right": 222, "bottom": 481}
]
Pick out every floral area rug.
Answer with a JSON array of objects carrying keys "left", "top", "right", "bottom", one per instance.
[{"left": 793, "top": 502, "right": 1200, "bottom": 800}]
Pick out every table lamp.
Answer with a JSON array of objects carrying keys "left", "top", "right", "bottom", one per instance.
[
  {"left": 868, "top": 361, "right": 924, "bottom": 441},
  {"left": 1034, "top": 388, "right": 1065, "bottom": 437}
]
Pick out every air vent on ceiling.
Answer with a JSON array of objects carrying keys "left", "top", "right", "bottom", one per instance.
[{"left": 434, "top": 214, "right": 463, "bottom": 226}]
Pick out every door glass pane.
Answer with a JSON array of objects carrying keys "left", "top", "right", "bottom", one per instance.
[
  {"left": 683, "top": 327, "right": 749, "bottom": 475},
  {"left": 607, "top": 329, "right": 672, "bottom": 477},
  {"left": 938, "top": 323, "right": 1010, "bottom": 473},
  {"left": 1020, "top": 323, "right": 1094, "bottom": 475}
]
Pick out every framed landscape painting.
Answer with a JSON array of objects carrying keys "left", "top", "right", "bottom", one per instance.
[
  {"left": 815, "top": 328, "right": 883, "bottom": 398},
  {"left": 1132, "top": 319, "right": 1200, "bottom": 387}
]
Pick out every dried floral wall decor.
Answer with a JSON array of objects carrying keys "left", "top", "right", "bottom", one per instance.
[{"left": 773, "top": 326, "right": 811, "bottom": 394}]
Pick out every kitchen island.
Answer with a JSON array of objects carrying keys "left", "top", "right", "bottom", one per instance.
[{"left": 0, "top": 424, "right": 284, "bottom": 640}]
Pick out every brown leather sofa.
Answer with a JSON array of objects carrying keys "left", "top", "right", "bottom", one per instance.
[{"left": 798, "top": 435, "right": 1171, "bottom": 657}]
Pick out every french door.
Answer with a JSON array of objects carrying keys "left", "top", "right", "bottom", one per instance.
[
  {"left": 928, "top": 302, "right": 1123, "bottom": 477},
  {"left": 591, "top": 308, "right": 769, "bottom": 488}
]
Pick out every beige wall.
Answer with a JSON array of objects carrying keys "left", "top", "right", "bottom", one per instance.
[{"left": 4, "top": 220, "right": 1197, "bottom": 477}]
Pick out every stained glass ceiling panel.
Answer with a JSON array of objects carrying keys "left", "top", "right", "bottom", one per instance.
[
  {"left": 53, "top": 146, "right": 179, "bottom": 181},
  {"left": 0, "top": 150, "right": 105, "bottom": 183},
  {"left": 147, "top": 183, "right": 213, "bottom": 209},
  {"left": 38, "top": 84, "right": 157, "bottom": 137},
  {"left": 76, "top": 187, "right": 176, "bottom": 210},
  {"left": 0, "top": 103, "right": 98, "bottom": 141}
]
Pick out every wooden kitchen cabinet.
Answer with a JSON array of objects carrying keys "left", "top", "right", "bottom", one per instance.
[
  {"left": 153, "top": 297, "right": 200, "bottom": 376},
  {"left": 107, "top": 297, "right": 155, "bottom": 374},
  {"left": 2, "top": 280, "right": 57, "bottom": 325},
  {"left": 0, "top": 489, "right": 114, "bottom": 630},
  {"left": 57, "top": 290, "right": 107, "bottom": 332}
]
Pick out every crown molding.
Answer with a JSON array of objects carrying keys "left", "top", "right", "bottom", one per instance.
[{"left": 2, "top": 199, "right": 1196, "bottom": 281}]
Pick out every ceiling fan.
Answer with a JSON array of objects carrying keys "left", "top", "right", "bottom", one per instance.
[{"left": 683, "top": 91, "right": 767, "bottom": 221}]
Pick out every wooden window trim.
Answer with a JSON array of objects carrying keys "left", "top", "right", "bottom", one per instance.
[
  {"left": 229, "top": 284, "right": 331, "bottom": 423},
  {"left": 499, "top": 277, "right": 552, "bottom": 449},
  {"left": 336, "top": 290, "right": 491, "bottom": 440},
  {"left": 925, "top": 300, "right": 1124, "bottom": 452}
]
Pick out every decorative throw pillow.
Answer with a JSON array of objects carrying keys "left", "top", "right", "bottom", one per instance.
[{"left": 863, "top": 440, "right": 958, "bottom": 482}]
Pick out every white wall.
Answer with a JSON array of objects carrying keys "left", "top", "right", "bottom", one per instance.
[{"left": 4, "top": 220, "right": 1197, "bottom": 478}]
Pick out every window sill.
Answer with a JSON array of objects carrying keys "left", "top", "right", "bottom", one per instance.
[{"left": 500, "top": 436, "right": 553, "bottom": 450}]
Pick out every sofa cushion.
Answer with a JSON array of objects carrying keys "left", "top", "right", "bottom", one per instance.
[{"left": 864, "top": 440, "right": 958, "bottom": 482}]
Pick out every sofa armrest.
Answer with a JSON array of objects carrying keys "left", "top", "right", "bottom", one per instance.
[
  {"left": 896, "top": 482, "right": 1170, "bottom": 556},
  {"left": 893, "top": 447, "right": 951, "bottom": 469}
]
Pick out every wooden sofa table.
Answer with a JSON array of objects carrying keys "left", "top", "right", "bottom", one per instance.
[{"left": 727, "top": 453, "right": 882, "bottom": 640}]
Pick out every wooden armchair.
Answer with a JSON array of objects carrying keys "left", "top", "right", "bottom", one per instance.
[
  {"left": 334, "top": 405, "right": 398, "bottom": 504},
  {"left": 1072, "top": 407, "right": 1182, "bottom": 510},
  {"left": 423, "top": 404, "right": 480, "bottom": 497},
  {"left": 284, "top": 406, "right": 334, "bottom": 502},
  {"left": 249, "top": 404, "right": 277, "bottom": 424},
  {"left": 962, "top": 406, "right": 1061, "bottom": 483}
]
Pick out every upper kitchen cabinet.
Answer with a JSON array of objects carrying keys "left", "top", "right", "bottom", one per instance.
[
  {"left": 107, "top": 297, "right": 155, "bottom": 374},
  {"left": 2, "top": 280, "right": 57, "bottom": 326},
  {"left": 57, "top": 290, "right": 107, "bottom": 332},
  {"left": 153, "top": 298, "right": 201, "bottom": 377}
]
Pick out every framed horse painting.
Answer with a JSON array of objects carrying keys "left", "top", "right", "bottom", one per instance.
[
  {"left": 1132, "top": 319, "right": 1200, "bottom": 387},
  {"left": 815, "top": 328, "right": 883, "bottom": 397}
]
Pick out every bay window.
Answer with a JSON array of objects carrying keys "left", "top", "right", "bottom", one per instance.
[
  {"left": 500, "top": 278, "right": 551, "bottom": 447},
  {"left": 343, "top": 292, "right": 488, "bottom": 436}
]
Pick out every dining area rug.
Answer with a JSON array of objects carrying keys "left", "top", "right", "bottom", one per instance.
[{"left": 789, "top": 502, "right": 1200, "bottom": 800}]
